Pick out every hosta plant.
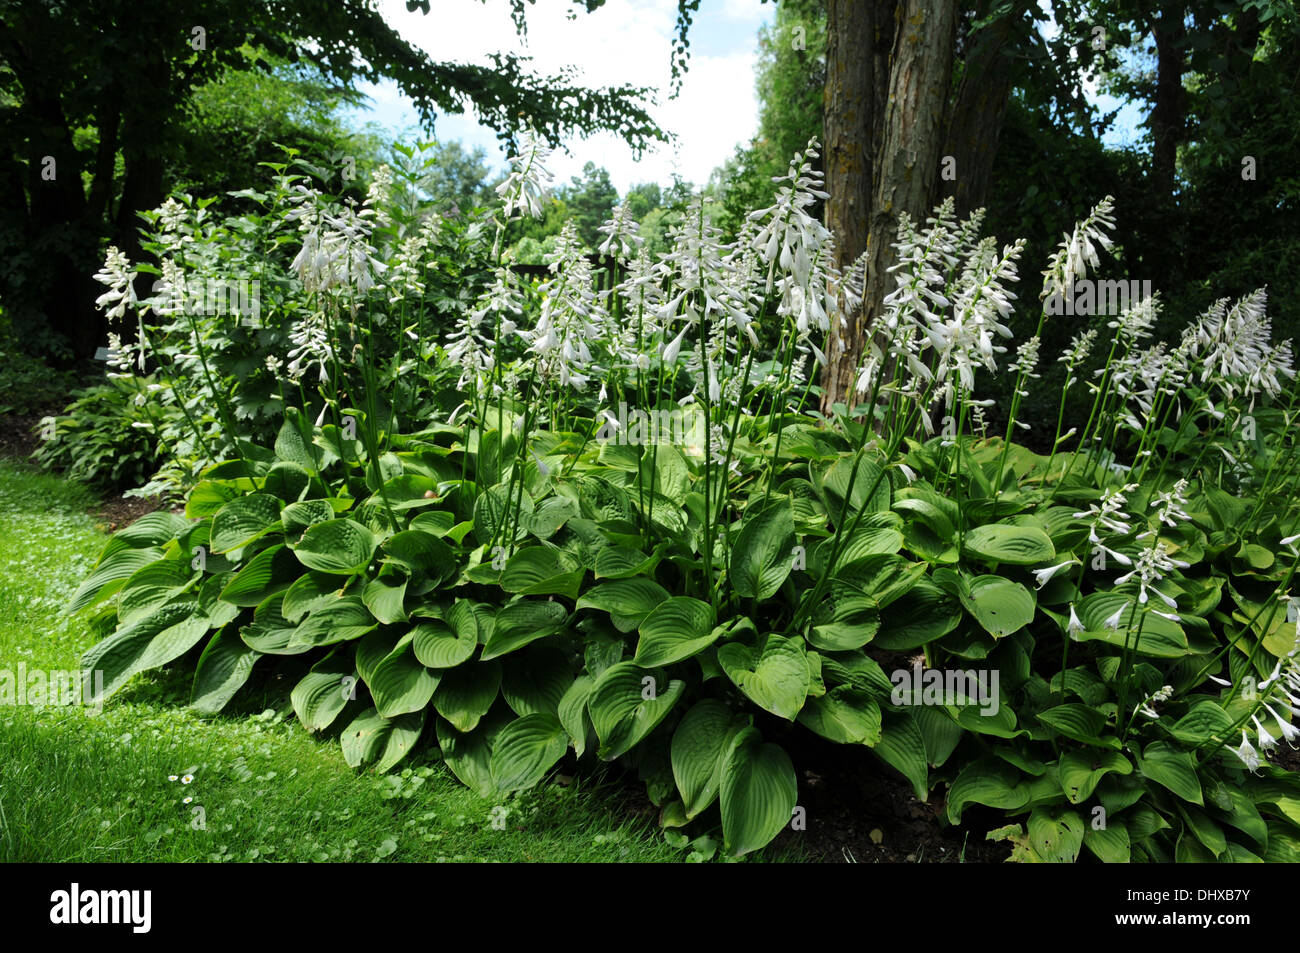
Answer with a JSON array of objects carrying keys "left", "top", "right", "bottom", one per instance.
[{"left": 67, "top": 138, "right": 1300, "bottom": 860}]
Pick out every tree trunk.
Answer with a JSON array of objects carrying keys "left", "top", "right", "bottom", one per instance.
[
  {"left": 939, "top": 12, "right": 1015, "bottom": 218},
  {"left": 821, "top": 0, "right": 880, "bottom": 411},
  {"left": 821, "top": 0, "right": 958, "bottom": 415}
]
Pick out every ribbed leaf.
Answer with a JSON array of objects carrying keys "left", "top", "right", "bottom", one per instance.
[
  {"left": 731, "top": 498, "right": 796, "bottom": 600},
  {"left": 671, "top": 700, "right": 743, "bottom": 820},
  {"left": 490, "top": 713, "right": 569, "bottom": 793},
  {"left": 294, "top": 519, "right": 377, "bottom": 575},
  {"left": 719, "top": 727, "right": 797, "bottom": 857},
  {"left": 210, "top": 494, "right": 282, "bottom": 554},
  {"left": 633, "top": 597, "right": 718, "bottom": 666},
  {"left": 480, "top": 599, "right": 568, "bottom": 660},
  {"left": 717, "top": 634, "right": 809, "bottom": 721},
  {"left": 962, "top": 524, "right": 1055, "bottom": 566},
  {"left": 190, "top": 627, "right": 260, "bottom": 714},
  {"left": 340, "top": 708, "right": 425, "bottom": 772}
]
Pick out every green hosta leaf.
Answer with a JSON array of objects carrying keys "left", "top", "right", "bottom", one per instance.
[
  {"left": 66, "top": 546, "right": 164, "bottom": 615},
  {"left": 262, "top": 461, "right": 312, "bottom": 503},
  {"left": 1169, "top": 701, "right": 1234, "bottom": 745},
  {"left": 340, "top": 708, "right": 425, "bottom": 772},
  {"left": 1026, "top": 808, "right": 1085, "bottom": 863},
  {"left": 118, "top": 560, "right": 194, "bottom": 625},
  {"left": 959, "top": 575, "right": 1036, "bottom": 638},
  {"left": 1058, "top": 749, "right": 1133, "bottom": 804},
  {"left": 1037, "top": 704, "right": 1119, "bottom": 748},
  {"left": 289, "top": 597, "right": 377, "bottom": 648},
  {"left": 186, "top": 481, "right": 241, "bottom": 519},
  {"left": 189, "top": 627, "right": 260, "bottom": 714},
  {"left": 367, "top": 639, "right": 439, "bottom": 718},
  {"left": 411, "top": 619, "right": 476, "bottom": 669},
  {"left": 731, "top": 497, "right": 796, "bottom": 600},
  {"left": 1084, "top": 821, "right": 1131, "bottom": 863},
  {"left": 557, "top": 675, "right": 595, "bottom": 755},
  {"left": 719, "top": 727, "right": 797, "bottom": 857},
  {"left": 797, "top": 686, "right": 882, "bottom": 745},
  {"left": 671, "top": 700, "right": 745, "bottom": 820},
  {"left": 210, "top": 494, "right": 282, "bottom": 554},
  {"left": 594, "top": 545, "right": 662, "bottom": 579},
  {"left": 1138, "top": 741, "right": 1203, "bottom": 806},
  {"left": 875, "top": 710, "right": 929, "bottom": 800},
  {"left": 718, "top": 634, "right": 809, "bottom": 721},
  {"left": 946, "top": 757, "right": 1029, "bottom": 824},
  {"left": 374, "top": 473, "right": 441, "bottom": 510},
  {"left": 295, "top": 520, "right": 377, "bottom": 575},
  {"left": 473, "top": 483, "right": 533, "bottom": 545},
  {"left": 576, "top": 578, "right": 670, "bottom": 632},
  {"left": 501, "top": 648, "right": 572, "bottom": 717},
  {"left": 218, "top": 544, "right": 300, "bottom": 607},
  {"left": 490, "top": 713, "right": 569, "bottom": 793},
  {"left": 434, "top": 661, "right": 502, "bottom": 732},
  {"left": 382, "top": 530, "right": 455, "bottom": 581},
  {"left": 480, "top": 599, "right": 568, "bottom": 660},
  {"left": 238, "top": 592, "right": 302, "bottom": 655},
  {"left": 281, "top": 571, "right": 349, "bottom": 622},
  {"left": 817, "top": 454, "right": 891, "bottom": 519},
  {"left": 291, "top": 655, "right": 357, "bottom": 732},
  {"left": 279, "top": 499, "right": 335, "bottom": 540},
  {"left": 872, "top": 578, "right": 963, "bottom": 651},
  {"left": 501, "top": 545, "right": 584, "bottom": 599},
  {"left": 808, "top": 585, "right": 881, "bottom": 651},
  {"left": 436, "top": 707, "right": 512, "bottom": 797},
  {"left": 962, "top": 524, "right": 1055, "bottom": 566},
  {"left": 112, "top": 511, "right": 192, "bottom": 547},
  {"left": 81, "top": 601, "right": 210, "bottom": 704},
  {"left": 588, "top": 661, "right": 685, "bottom": 761},
  {"left": 525, "top": 496, "right": 580, "bottom": 539},
  {"left": 362, "top": 572, "right": 408, "bottom": 625},
  {"left": 634, "top": 597, "right": 719, "bottom": 667},
  {"left": 275, "top": 408, "right": 323, "bottom": 472}
]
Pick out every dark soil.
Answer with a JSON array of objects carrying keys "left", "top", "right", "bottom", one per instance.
[
  {"left": 2, "top": 408, "right": 174, "bottom": 530},
  {"left": 0, "top": 410, "right": 54, "bottom": 460}
]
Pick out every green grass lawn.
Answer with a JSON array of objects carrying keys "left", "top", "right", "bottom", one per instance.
[{"left": 0, "top": 460, "right": 735, "bottom": 863}]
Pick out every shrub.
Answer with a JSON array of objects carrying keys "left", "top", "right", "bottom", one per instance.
[{"left": 66, "top": 137, "right": 1300, "bottom": 860}]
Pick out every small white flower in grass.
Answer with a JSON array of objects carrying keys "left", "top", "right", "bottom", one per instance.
[
  {"left": 181, "top": 774, "right": 193, "bottom": 784},
  {"left": 1230, "top": 730, "right": 1262, "bottom": 772},
  {"left": 183, "top": 796, "right": 193, "bottom": 805},
  {"left": 168, "top": 775, "right": 179, "bottom": 781}
]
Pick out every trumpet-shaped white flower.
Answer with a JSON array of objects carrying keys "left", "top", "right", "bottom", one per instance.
[
  {"left": 1040, "top": 196, "right": 1116, "bottom": 302},
  {"left": 596, "top": 202, "right": 643, "bottom": 259},
  {"left": 93, "top": 246, "right": 138, "bottom": 321},
  {"left": 496, "top": 126, "right": 554, "bottom": 220},
  {"left": 1230, "top": 730, "right": 1262, "bottom": 772}
]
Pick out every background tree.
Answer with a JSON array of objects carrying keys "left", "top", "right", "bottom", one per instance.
[{"left": 0, "top": 0, "right": 667, "bottom": 364}]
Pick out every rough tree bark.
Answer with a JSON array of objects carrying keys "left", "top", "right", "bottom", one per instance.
[{"left": 821, "top": 0, "right": 958, "bottom": 415}]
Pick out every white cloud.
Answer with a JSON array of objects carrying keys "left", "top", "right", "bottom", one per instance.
[{"left": 355, "top": 0, "right": 767, "bottom": 193}]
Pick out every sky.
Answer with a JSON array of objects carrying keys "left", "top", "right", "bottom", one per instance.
[
  {"left": 345, "top": 0, "right": 1148, "bottom": 196},
  {"left": 343, "top": 0, "right": 774, "bottom": 193}
]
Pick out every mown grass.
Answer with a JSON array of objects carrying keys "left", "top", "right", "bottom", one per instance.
[{"left": 0, "top": 460, "right": 748, "bottom": 862}]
